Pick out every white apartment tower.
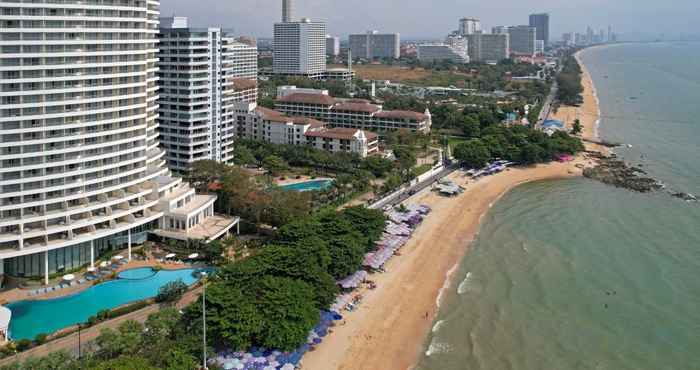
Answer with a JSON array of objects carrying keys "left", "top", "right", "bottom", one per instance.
[
  {"left": 273, "top": 18, "right": 326, "bottom": 79},
  {"left": 282, "top": 0, "right": 294, "bottom": 23},
  {"left": 0, "top": 1, "right": 237, "bottom": 284},
  {"left": 157, "top": 18, "right": 258, "bottom": 172}
]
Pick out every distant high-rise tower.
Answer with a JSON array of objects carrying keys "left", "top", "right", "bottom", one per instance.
[
  {"left": 282, "top": 0, "right": 294, "bottom": 22},
  {"left": 529, "top": 13, "right": 550, "bottom": 46},
  {"left": 459, "top": 18, "right": 482, "bottom": 36}
]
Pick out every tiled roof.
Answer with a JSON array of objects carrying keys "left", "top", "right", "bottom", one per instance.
[
  {"left": 374, "top": 110, "right": 428, "bottom": 121},
  {"left": 289, "top": 116, "right": 326, "bottom": 128},
  {"left": 305, "top": 128, "right": 378, "bottom": 141},
  {"left": 332, "top": 102, "right": 381, "bottom": 114},
  {"left": 255, "top": 106, "right": 287, "bottom": 121},
  {"left": 277, "top": 93, "right": 336, "bottom": 106}
]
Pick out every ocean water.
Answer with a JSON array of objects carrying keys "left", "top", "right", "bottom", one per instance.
[{"left": 417, "top": 43, "right": 700, "bottom": 370}]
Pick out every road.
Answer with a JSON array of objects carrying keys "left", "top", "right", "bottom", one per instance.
[
  {"left": 535, "top": 79, "right": 558, "bottom": 128},
  {"left": 370, "top": 164, "right": 459, "bottom": 210}
]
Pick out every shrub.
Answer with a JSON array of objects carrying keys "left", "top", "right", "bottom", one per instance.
[
  {"left": 34, "top": 333, "right": 48, "bottom": 345},
  {"left": 15, "top": 339, "right": 32, "bottom": 352},
  {"left": 155, "top": 279, "right": 188, "bottom": 303}
]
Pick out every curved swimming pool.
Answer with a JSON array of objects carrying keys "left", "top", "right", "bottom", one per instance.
[
  {"left": 7, "top": 267, "right": 204, "bottom": 340},
  {"left": 117, "top": 267, "right": 157, "bottom": 280},
  {"left": 279, "top": 179, "right": 333, "bottom": 192}
]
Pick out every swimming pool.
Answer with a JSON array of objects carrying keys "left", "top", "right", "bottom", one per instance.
[
  {"left": 279, "top": 179, "right": 333, "bottom": 192},
  {"left": 6, "top": 267, "right": 204, "bottom": 340}
]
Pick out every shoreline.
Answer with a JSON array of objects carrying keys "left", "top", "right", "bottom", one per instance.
[{"left": 301, "top": 50, "right": 603, "bottom": 370}]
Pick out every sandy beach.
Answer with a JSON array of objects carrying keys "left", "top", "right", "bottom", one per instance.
[
  {"left": 552, "top": 49, "right": 604, "bottom": 146},
  {"left": 302, "top": 50, "right": 602, "bottom": 370}
]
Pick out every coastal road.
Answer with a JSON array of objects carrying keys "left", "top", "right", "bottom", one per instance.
[
  {"left": 371, "top": 164, "right": 459, "bottom": 210},
  {"left": 536, "top": 79, "right": 558, "bottom": 128}
]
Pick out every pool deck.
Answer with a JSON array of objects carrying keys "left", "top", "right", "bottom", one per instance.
[
  {"left": 0, "top": 259, "right": 195, "bottom": 304},
  {"left": 0, "top": 283, "right": 204, "bottom": 366}
]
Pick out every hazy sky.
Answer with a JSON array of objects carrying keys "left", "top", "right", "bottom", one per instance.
[{"left": 161, "top": 0, "right": 699, "bottom": 40}]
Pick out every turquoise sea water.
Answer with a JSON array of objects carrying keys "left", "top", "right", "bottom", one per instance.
[
  {"left": 7, "top": 267, "right": 202, "bottom": 340},
  {"left": 417, "top": 43, "right": 700, "bottom": 370},
  {"left": 279, "top": 179, "right": 332, "bottom": 192}
]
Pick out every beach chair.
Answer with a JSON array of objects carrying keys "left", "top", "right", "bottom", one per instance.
[{"left": 78, "top": 279, "right": 86, "bottom": 285}]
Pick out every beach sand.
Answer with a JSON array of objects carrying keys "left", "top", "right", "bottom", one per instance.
[
  {"left": 301, "top": 51, "right": 601, "bottom": 370},
  {"left": 552, "top": 49, "right": 603, "bottom": 147}
]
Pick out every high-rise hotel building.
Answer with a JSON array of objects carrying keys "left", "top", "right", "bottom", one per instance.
[
  {"left": 157, "top": 17, "right": 258, "bottom": 172},
  {"left": 273, "top": 18, "right": 326, "bottom": 79},
  {"left": 0, "top": 0, "right": 236, "bottom": 284}
]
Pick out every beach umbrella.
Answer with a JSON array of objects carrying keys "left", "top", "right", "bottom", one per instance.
[
  {"left": 188, "top": 253, "right": 199, "bottom": 259},
  {"left": 87, "top": 267, "right": 96, "bottom": 273},
  {"left": 113, "top": 255, "right": 124, "bottom": 260},
  {"left": 62, "top": 274, "right": 75, "bottom": 281},
  {"left": 165, "top": 253, "right": 176, "bottom": 259},
  {"left": 281, "top": 364, "right": 295, "bottom": 370},
  {"left": 223, "top": 362, "right": 235, "bottom": 370},
  {"left": 99, "top": 261, "right": 109, "bottom": 268}
]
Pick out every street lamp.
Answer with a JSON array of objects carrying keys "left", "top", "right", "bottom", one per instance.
[{"left": 201, "top": 272, "right": 208, "bottom": 370}]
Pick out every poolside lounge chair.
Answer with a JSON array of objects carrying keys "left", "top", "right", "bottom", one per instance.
[{"left": 78, "top": 279, "right": 86, "bottom": 285}]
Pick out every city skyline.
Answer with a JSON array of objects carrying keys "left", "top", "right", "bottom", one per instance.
[{"left": 161, "top": 0, "right": 699, "bottom": 40}]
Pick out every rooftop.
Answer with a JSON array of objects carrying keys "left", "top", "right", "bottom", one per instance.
[
  {"left": 277, "top": 93, "right": 337, "bottom": 106},
  {"left": 332, "top": 102, "right": 381, "bottom": 114},
  {"left": 152, "top": 215, "right": 239, "bottom": 242},
  {"left": 305, "top": 128, "right": 378, "bottom": 141},
  {"left": 374, "top": 110, "right": 428, "bottom": 121}
]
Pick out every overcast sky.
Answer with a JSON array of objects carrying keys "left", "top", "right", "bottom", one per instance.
[{"left": 161, "top": 0, "right": 699, "bottom": 40}]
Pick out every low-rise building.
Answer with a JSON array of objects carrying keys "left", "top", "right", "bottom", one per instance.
[
  {"left": 233, "top": 103, "right": 379, "bottom": 157},
  {"left": 273, "top": 88, "right": 432, "bottom": 134}
]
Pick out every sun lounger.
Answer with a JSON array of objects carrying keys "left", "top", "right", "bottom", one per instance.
[{"left": 78, "top": 279, "right": 86, "bottom": 284}]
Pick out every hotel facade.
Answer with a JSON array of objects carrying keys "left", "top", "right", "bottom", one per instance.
[
  {"left": 0, "top": 0, "right": 236, "bottom": 284},
  {"left": 273, "top": 88, "right": 432, "bottom": 134},
  {"left": 233, "top": 102, "right": 379, "bottom": 158}
]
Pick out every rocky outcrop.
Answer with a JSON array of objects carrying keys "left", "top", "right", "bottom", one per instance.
[{"left": 583, "top": 154, "right": 663, "bottom": 193}]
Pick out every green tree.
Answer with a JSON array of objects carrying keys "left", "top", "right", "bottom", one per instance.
[
  {"left": 95, "top": 321, "right": 144, "bottom": 360},
  {"left": 340, "top": 206, "right": 387, "bottom": 252},
  {"left": 155, "top": 279, "right": 188, "bottom": 304},
  {"left": 453, "top": 139, "right": 491, "bottom": 168},
  {"left": 233, "top": 146, "right": 257, "bottom": 166},
  {"left": 262, "top": 155, "right": 288, "bottom": 176},
  {"left": 571, "top": 119, "right": 583, "bottom": 135},
  {"left": 392, "top": 146, "right": 417, "bottom": 179},
  {"left": 90, "top": 356, "right": 159, "bottom": 370},
  {"left": 461, "top": 115, "right": 481, "bottom": 138},
  {"left": 255, "top": 276, "right": 319, "bottom": 351},
  {"left": 163, "top": 349, "right": 198, "bottom": 370}
]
